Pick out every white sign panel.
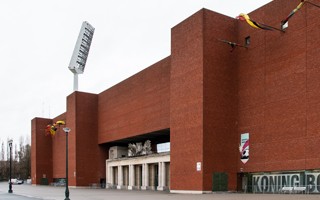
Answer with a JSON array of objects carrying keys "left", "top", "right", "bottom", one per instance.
[{"left": 196, "top": 162, "right": 201, "bottom": 171}]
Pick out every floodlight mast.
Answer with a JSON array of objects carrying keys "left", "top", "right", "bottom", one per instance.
[{"left": 68, "top": 21, "right": 95, "bottom": 91}]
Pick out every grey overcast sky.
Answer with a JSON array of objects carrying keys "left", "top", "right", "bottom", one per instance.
[{"left": 0, "top": 0, "right": 272, "bottom": 145}]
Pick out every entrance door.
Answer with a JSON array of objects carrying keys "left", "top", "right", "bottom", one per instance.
[
  {"left": 113, "top": 167, "right": 118, "bottom": 186},
  {"left": 212, "top": 172, "right": 228, "bottom": 191},
  {"left": 237, "top": 173, "right": 251, "bottom": 193}
]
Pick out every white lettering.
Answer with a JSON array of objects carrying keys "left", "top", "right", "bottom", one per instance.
[{"left": 252, "top": 173, "right": 320, "bottom": 193}]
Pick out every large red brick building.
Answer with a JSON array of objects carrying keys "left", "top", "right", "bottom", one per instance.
[{"left": 32, "top": 0, "right": 320, "bottom": 194}]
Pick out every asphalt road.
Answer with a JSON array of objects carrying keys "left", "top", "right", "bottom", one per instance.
[{"left": 1, "top": 182, "right": 320, "bottom": 200}]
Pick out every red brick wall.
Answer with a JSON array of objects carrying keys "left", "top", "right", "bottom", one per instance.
[
  {"left": 170, "top": 10, "right": 204, "bottom": 191},
  {"left": 31, "top": 118, "right": 53, "bottom": 184},
  {"left": 46, "top": 92, "right": 105, "bottom": 186},
  {"left": 51, "top": 113, "right": 67, "bottom": 182},
  {"left": 32, "top": 0, "right": 320, "bottom": 191},
  {"left": 98, "top": 57, "right": 170, "bottom": 143},
  {"left": 203, "top": 10, "right": 238, "bottom": 191},
  {"left": 304, "top": 0, "right": 320, "bottom": 170},
  {"left": 65, "top": 92, "right": 106, "bottom": 186},
  {"left": 170, "top": 9, "right": 239, "bottom": 192},
  {"left": 237, "top": 0, "right": 320, "bottom": 172}
]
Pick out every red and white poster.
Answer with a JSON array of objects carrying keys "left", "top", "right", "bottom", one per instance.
[{"left": 239, "top": 133, "right": 249, "bottom": 164}]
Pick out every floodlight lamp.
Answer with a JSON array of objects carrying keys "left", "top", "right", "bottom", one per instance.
[
  {"left": 68, "top": 21, "right": 95, "bottom": 75},
  {"left": 63, "top": 127, "right": 71, "bottom": 133},
  {"left": 8, "top": 139, "right": 13, "bottom": 147}
]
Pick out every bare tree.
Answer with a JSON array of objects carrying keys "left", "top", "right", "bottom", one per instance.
[
  {"left": 0, "top": 140, "right": 4, "bottom": 180},
  {"left": 17, "top": 136, "right": 31, "bottom": 179},
  {"left": 1, "top": 141, "right": 4, "bottom": 161},
  {"left": 0, "top": 136, "right": 31, "bottom": 180}
]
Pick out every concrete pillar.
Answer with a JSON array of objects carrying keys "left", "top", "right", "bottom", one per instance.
[
  {"left": 141, "top": 163, "right": 149, "bottom": 190},
  {"left": 161, "top": 162, "right": 166, "bottom": 187},
  {"left": 107, "top": 166, "right": 113, "bottom": 188},
  {"left": 141, "top": 164, "right": 146, "bottom": 189},
  {"left": 117, "top": 166, "right": 123, "bottom": 189},
  {"left": 128, "top": 164, "right": 134, "bottom": 190},
  {"left": 157, "top": 162, "right": 167, "bottom": 191}
]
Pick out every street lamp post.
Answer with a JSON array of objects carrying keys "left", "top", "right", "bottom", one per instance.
[
  {"left": 8, "top": 139, "right": 13, "bottom": 193},
  {"left": 63, "top": 127, "right": 71, "bottom": 200}
]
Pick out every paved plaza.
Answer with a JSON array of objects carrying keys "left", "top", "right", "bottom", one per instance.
[{"left": 0, "top": 182, "right": 320, "bottom": 200}]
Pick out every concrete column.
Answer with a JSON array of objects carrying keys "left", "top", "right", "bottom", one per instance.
[
  {"left": 128, "top": 164, "right": 134, "bottom": 190},
  {"left": 107, "top": 166, "right": 113, "bottom": 187},
  {"left": 141, "top": 163, "right": 149, "bottom": 190},
  {"left": 141, "top": 164, "right": 146, "bottom": 189},
  {"left": 117, "top": 166, "right": 123, "bottom": 189},
  {"left": 157, "top": 162, "right": 167, "bottom": 191},
  {"left": 161, "top": 162, "right": 166, "bottom": 187}
]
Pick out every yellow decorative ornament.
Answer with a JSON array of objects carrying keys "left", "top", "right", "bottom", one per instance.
[{"left": 56, "top": 120, "right": 66, "bottom": 125}]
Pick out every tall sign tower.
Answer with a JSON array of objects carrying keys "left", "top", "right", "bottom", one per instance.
[{"left": 68, "top": 21, "right": 95, "bottom": 91}]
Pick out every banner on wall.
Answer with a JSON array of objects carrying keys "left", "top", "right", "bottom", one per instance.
[
  {"left": 239, "top": 133, "right": 249, "bottom": 164},
  {"left": 253, "top": 172, "right": 320, "bottom": 193}
]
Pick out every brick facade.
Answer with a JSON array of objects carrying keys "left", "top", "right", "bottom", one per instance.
[{"left": 31, "top": 0, "right": 320, "bottom": 193}]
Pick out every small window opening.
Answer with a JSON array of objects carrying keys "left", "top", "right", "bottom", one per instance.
[{"left": 245, "top": 36, "right": 250, "bottom": 47}]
